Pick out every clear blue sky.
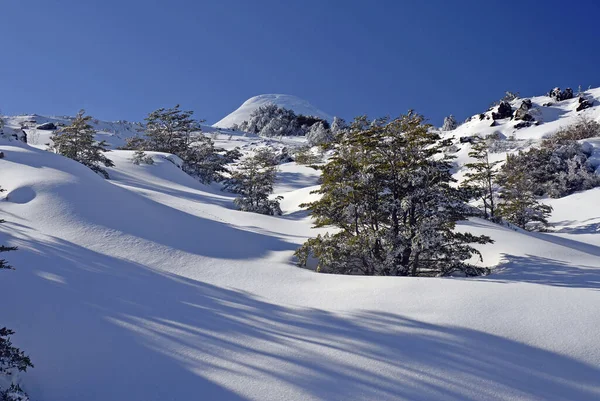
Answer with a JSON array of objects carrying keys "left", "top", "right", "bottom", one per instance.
[{"left": 1, "top": 0, "right": 599, "bottom": 126}]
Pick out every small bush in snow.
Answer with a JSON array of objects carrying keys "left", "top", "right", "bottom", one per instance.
[
  {"left": 293, "top": 147, "right": 322, "bottom": 165},
  {"left": 543, "top": 116, "right": 600, "bottom": 146},
  {"left": 131, "top": 149, "right": 154, "bottom": 165}
]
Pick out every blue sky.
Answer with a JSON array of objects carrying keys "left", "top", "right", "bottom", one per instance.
[{"left": 1, "top": 0, "right": 599, "bottom": 126}]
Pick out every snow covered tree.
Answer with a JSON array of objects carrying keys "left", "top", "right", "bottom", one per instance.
[
  {"left": 330, "top": 116, "right": 348, "bottom": 138},
  {"left": 181, "top": 137, "right": 240, "bottom": 183},
  {"left": 144, "top": 105, "right": 202, "bottom": 155},
  {"left": 224, "top": 154, "right": 282, "bottom": 215},
  {"left": 131, "top": 149, "right": 154, "bottom": 165},
  {"left": 50, "top": 110, "right": 114, "bottom": 179},
  {"left": 238, "top": 105, "right": 325, "bottom": 137},
  {"left": 497, "top": 170, "right": 553, "bottom": 230},
  {"left": 296, "top": 112, "right": 492, "bottom": 276},
  {"left": 441, "top": 115, "right": 458, "bottom": 131},
  {"left": 498, "top": 120, "right": 600, "bottom": 199},
  {"left": 462, "top": 137, "right": 501, "bottom": 220},
  {"left": 306, "top": 121, "right": 333, "bottom": 146},
  {"left": 253, "top": 147, "right": 280, "bottom": 167}
]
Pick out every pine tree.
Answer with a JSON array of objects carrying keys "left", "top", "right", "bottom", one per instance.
[
  {"left": 224, "top": 153, "right": 283, "bottom": 215},
  {"left": 296, "top": 112, "right": 492, "bottom": 276},
  {"left": 50, "top": 110, "right": 114, "bottom": 179},
  {"left": 462, "top": 137, "right": 501, "bottom": 220},
  {"left": 497, "top": 168, "right": 553, "bottom": 230},
  {"left": 144, "top": 105, "right": 202, "bottom": 155},
  {"left": 441, "top": 115, "right": 458, "bottom": 131}
]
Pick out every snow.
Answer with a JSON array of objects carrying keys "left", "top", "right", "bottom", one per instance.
[
  {"left": 1, "top": 88, "right": 600, "bottom": 400},
  {"left": 213, "top": 94, "right": 334, "bottom": 129}
]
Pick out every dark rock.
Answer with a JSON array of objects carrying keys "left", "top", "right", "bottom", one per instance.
[
  {"left": 492, "top": 101, "right": 513, "bottom": 120},
  {"left": 36, "top": 122, "right": 57, "bottom": 130},
  {"left": 459, "top": 136, "right": 476, "bottom": 143},
  {"left": 564, "top": 87, "right": 574, "bottom": 100},
  {"left": 514, "top": 121, "right": 532, "bottom": 129},
  {"left": 478, "top": 113, "right": 485, "bottom": 121},
  {"left": 576, "top": 96, "right": 594, "bottom": 112},
  {"left": 513, "top": 100, "right": 535, "bottom": 121},
  {"left": 542, "top": 102, "right": 553, "bottom": 107},
  {"left": 0, "top": 151, "right": 4, "bottom": 159},
  {"left": 548, "top": 87, "right": 574, "bottom": 102},
  {"left": 490, "top": 121, "right": 497, "bottom": 127}
]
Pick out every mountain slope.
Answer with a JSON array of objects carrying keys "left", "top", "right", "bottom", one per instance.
[
  {"left": 212, "top": 94, "right": 333, "bottom": 128},
  {"left": 1, "top": 137, "right": 600, "bottom": 400}
]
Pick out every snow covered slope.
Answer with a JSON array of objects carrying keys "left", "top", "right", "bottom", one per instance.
[
  {"left": 1, "top": 136, "right": 600, "bottom": 400},
  {"left": 2, "top": 87, "right": 600, "bottom": 400},
  {"left": 444, "top": 87, "right": 600, "bottom": 179},
  {"left": 213, "top": 94, "right": 333, "bottom": 128}
]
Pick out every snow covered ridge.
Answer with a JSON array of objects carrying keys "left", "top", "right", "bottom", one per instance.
[{"left": 212, "top": 94, "right": 333, "bottom": 128}]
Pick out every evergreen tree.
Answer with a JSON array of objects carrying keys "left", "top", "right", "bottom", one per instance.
[
  {"left": 224, "top": 153, "right": 283, "bottom": 215},
  {"left": 441, "top": 115, "right": 458, "bottom": 131},
  {"left": 181, "top": 137, "right": 240, "bottom": 183},
  {"left": 50, "top": 110, "right": 114, "bottom": 179},
  {"left": 497, "top": 169, "right": 553, "bottom": 230},
  {"left": 296, "top": 112, "right": 492, "bottom": 276},
  {"left": 144, "top": 105, "right": 202, "bottom": 155},
  {"left": 462, "top": 137, "right": 501, "bottom": 220}
]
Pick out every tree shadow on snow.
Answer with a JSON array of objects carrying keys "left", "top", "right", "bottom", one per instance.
[
  {"left": 2, "top": 228, "right": 600, "bottom": 401},
  {"left": 486, "top": 254, "right": 600, "bottom": 290}
]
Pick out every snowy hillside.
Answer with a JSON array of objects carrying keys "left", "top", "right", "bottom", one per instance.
[
  {"left": 213, "top": 94, "right": 333, "bottom": 128},
  {"left": 1, "top": 87, "right": 600, "bottom": 400}
]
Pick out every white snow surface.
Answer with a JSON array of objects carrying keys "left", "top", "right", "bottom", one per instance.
[
  {"left": 213, "top": 94, "right": 334, "bottom": 128},
  {"left": 1, "top": 88, "right": 600, "bottom": 400}
]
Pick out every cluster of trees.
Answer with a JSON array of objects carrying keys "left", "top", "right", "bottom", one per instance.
[
  {"left": 1, "top": 187, "right": 33, "bottom": 401},
  {"left": 122, "top": 105, "right": 242, "bottom": 184},
  {"left": 234, "top": 104, "right": 329, "bottom": 138},
  {"left": 296, "top": 112, "right": 493, "bottom": 277},
  {"left": 459, "top": 117, "right": 600, "bottom": 230},
  {"left": 233, "top": 105, "right": 348, "bottom": 147},
  {"left": 461, "top": 136, "right": 553, "bottom": 230}
]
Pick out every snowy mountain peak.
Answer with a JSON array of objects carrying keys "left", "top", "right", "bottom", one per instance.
[{"left": 213, "top": 94, "right": 333, "bottom": 128}]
